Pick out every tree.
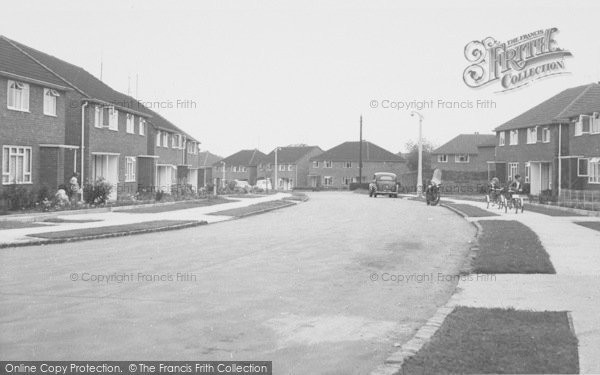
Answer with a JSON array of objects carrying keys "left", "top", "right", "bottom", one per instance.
[{"left": 403, "top": 139, "right": 435, "bottom": 172}]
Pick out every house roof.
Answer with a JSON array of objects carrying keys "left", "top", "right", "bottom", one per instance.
[
  {"left": 433, "top": 134, "right": 496, "bottom": 155},
  {"left": 198, "top": 151, "right": 222, "bottom": 167},
  {"left": 495, "top": 83, "right": 600, "bottom": 131},
  {"left": 0, "top": 37, "right": 71, "bottom": 89},
  {"left": 310, "top": 141, "right": 404, "bottom": 162},
  {"left": 262, "top": 145, "right": 322, "bottom": 164},
  {"left": 2, "top": 36, "right": 198, "bottom": 142},
  {"left": 216, "top": 149, "right": 267, "bottom": 167}
]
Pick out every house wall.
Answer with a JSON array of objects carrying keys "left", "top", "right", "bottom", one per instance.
[
  {"left": 0, "top": 77, "right": 70, "bottom": 192},
  {"left": 566, "top": 119, "right": 600, "bottom": 191},
  {"left": 431, "top": 146, "right": 494, "bottom": 173},
  {"left": 308, "top": 161, "right": 408, "bottom": 189},
  {"left": 296, "top": 148, "right": 323, "bottom": 188}
]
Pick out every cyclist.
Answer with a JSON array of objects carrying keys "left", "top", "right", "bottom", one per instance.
[{"left": 508, "top": 174, "right": 524, "bottom": 210}]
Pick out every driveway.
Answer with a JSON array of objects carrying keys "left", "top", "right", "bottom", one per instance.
[{"left": 0, "top": 192, "right": 474, "bottom": 374}]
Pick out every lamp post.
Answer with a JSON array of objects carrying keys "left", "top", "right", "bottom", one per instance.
[
  {"left": 410, "top": 111, "right": 424, "bottom": 197},
  {"left": 221, "top": 161, "right": 226, "bottom": 189},
  {"left": 274, "top": 147, "right": 281, "bottom": 191}
]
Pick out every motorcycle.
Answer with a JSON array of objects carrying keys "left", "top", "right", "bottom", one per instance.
[{"left": 425, "top": 169, "right": 442, "bottom": 206}]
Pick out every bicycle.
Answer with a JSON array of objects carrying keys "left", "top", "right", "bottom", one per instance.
[
  {"left": 505, "top": 190, "right": 525, "bottom": 213},
  {"left": 485, "top": 186, "right": 504, "bottom": 210}
]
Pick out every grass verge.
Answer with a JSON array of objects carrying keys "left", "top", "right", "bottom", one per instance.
[
  {"left": 575, "top": 221, "right": 600, "bottom": 232},
  {"left": 525, "top": 204, "right": 585, "bottom": 217},
  {"left": 401, "top": 307, "right": 579, "bottom": 374},
  {"left": 0, "top": 221, "right": 49, "bottom": 230},
  {"left": 115, "top": 197, "right": 234, "bottom": 214},
  {"left": 209, "top": 200, "right": 294, "bottom": 217},
  {"left": 28, "top": 220, "right": 201, "bottom": 240},
  {"left": 473, "top": 220, "right": 555, "bottom": 274},
  {"left": 445, "top": 203, "right": 499, "bottom": 217},
  {"left": 42, "top": 218, "right": 102, "bottom": 223}
]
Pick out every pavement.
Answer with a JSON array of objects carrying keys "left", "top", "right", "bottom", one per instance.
[
  {"left": 0, "top": 192, "right": 475, "bottom": 375},
  {"left": 0, "top": 193, "right": 292, "bottom": 247},
  {"left": 439, "top": 197, "right": 600, "bottom": 374}
]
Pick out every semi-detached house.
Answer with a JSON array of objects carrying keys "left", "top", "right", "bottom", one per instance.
[{"left": 0, "top": 36, "right": 201, "bottom": 200}]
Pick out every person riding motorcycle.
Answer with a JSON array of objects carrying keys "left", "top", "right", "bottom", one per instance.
[{"left": 425, "top": 178, "right": 440, "bottom": 205}]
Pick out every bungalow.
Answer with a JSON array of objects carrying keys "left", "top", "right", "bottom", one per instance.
[
  {"left": 214, "top": 149, "right": 267, "bottom": 187},
  {"left": 308, "top": 141, "right": 407, "bottom": 189},
  {"left": 0, "top": 36, "right": 78, "bottom": 193},
  {"left": 492, "top": 82, "right": 600, "bottom": 196},
  {"left": 260, "top": 145, "right": 323, "bottom": 190}
]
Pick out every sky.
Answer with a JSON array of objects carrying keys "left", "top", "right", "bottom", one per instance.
[{"left": 2, "top": 0, "right": 600, "bottom": 156}]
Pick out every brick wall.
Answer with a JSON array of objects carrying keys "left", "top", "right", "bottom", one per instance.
[
  {"left": 308, "top": 161, "right": 408, "bottom": 189},
  {"left": 431, "top": 146, "right": 494, "bottom": 173}
]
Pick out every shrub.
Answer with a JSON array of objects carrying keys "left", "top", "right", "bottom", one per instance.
[
  {"left": 156, "top": 190, "right": 165, "bottom": 202},
  {"left": 83, "top": 178, "right": 113, "bottom": 205}
]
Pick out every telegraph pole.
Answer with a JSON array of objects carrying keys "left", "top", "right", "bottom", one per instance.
[{"left": 359, "top": 115, "right": 363, "bottom": 184}]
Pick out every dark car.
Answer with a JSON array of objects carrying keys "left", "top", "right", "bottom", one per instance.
[{"left": 369, "top": 172, "right": 399, "bottom": 198}]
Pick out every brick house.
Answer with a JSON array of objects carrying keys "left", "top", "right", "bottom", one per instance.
[
  {"left": 214, "top": 149, "right": 267, "bottom": 187},
  {"left": 260, "top": 145, "right": 323, "bottom": 190},
  {"left": 1, "top": 37, "right": 78, "bottom": 193},
  {"left": 3, "top": 36, "right": 200, "bottom": 199},
  {"left": 308, "top": 141, "right": 407, "bottom": 189},
  {"left": 492, "top": 82, "right": 600, "bottom": 196},
  {"left": 192, "top": 151, "right": 222, "bottom": 189},
  {"left": 431, "top": 133, "right": 496, "bottom": 173}
]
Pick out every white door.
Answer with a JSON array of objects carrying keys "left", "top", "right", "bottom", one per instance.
[
  {"left": 92, "top": 155, "right": 118, "bottom": 200},
  {"left": 530, "top": 163, "right": 541, "bottom": 195}
]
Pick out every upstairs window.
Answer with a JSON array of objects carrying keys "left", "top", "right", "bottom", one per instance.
[
  {"left": 94, "top": 105, "right": 117, "bottom": 129},
  {"left": 7, "top": 80, "right": 29, "bottom": 111},
  {"left": 324, "top": 160, "right": 332, "bottom": 168},
  {"left": 156, "top": 130, "right": 161, "bottom": 147},
  {"left": 126, "top": 114, "right": 135, "bottom": 133},
  {"left": 288, "top": 164, "right": 293, "bottom": 171},
  {"left": 313, "top": 161, "right": 320, "bottom": 168},
  {"left": 108, "top": 108, "right": 118, "bottom": 131},
  {"left": 43, "top": 88, "right": 59, "bottom": 116},
  {"left": 527, "top": 127, "right": 537, "bottom": 144},
  {"left": 592, "top": 113, "right": 600, "bottom": 134},
  {"left": 455, "top": 154, "right": 470, "bottom": 163},
  {"left": 162, "top": 132, "right": 168, "bottom": 147},
  {"left": 437, "top": 154, "right": 448, "bottom": 163},
  {"left": 279, "top": 164, "right": 286, "bottom": 171},
  {"left": 575, "top": 115, "right": 591, "bottom": 136},
  {"left": 542, "top": 127, "right": 551, "bottom": 143},
  {"left": 509, "top": 129, "right": 519, "bottom": 145},
  {"left": 344, "top": 161, "right": 352, "bottom": 168},
  {"left": 498, "top": 131, "right": 505, "bottom": 146},
  {"left": 139, "top": 119, "right": 146, "bottom": 136}
]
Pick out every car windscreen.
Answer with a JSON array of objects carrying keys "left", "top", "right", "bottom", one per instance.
[{"left": 377, "top": 176, "right": 395, "bottom": 181}]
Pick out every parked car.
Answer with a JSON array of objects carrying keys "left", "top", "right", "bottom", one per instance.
[
  {"left": 369, "top": 172, "right": 399, "bottom": 198},
  {"left": 234, "top": 180, "right": 251, "bottom": 189},
  {"left": 255, "top": 178, "right": 272, "bottom": 190}
]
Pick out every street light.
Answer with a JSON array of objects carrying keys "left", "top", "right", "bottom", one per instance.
[
  {"left": 221, "top": 161, "right": 226, "bottom": 189},
  {"left": 410, "top": 111, "right": 424, "bottom": 197},
  {"left": 273, "top": 147, "right": 281, "bottom": 191}
]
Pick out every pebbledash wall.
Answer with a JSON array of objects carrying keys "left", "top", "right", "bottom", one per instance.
[{"left": 0, "top": 76, "right": 76, "bottom": 192}]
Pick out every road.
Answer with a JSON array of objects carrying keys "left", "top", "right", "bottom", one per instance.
[{"left": 0, "top": 192, "right": 474, "bottom": 374}]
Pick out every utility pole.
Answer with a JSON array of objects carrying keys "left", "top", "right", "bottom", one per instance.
[
  {"left": 411, "top": 111, "right": 424, "bottom": 196},
  {"left": 359, "top": 115, "right": 363, "bottom": 184},
  {"left": 274, "top": 147, "right": 280, "bottom": 191}
]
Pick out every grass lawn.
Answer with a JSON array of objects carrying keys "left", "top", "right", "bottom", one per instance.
[
  {"left": 0, "top": 221, "right": 50, "bottom": 230},
  {"left": 28, "top": 220, "right": 201, "bottom": 239},
  {"left": 474, "top": 220, "right": 555, "bottom": 274},
  {"left": 115, "top": 197, "right": 234, "bottom": 214},
  {"left": 42, "top": 218, "right": 102, "bottom": 223},
  {"left": 445, "top": 203, "right": 500, "bottom": 217},
  {"left": 575, "top": 221, "right": 600, "bottom": 232},
  {"left": 401, "top": 307, "right": 579, "bottom": 374},
  {"left": 526, "top": 204, "right": 586, "bottom": 217},
  {"left": 209, "top": 200, "right": 293, "bottom": 217}
]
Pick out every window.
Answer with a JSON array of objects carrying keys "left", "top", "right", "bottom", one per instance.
[
  {"left": 344, "top": 161, "right": 352, "bottom": 168},
  {"left": 589, "top": 158, "right": 600, "bottom": 184},
  {"left": 324, "top": 176, "right": 333, "bottom": 186},
  {"left": 279, "top": 164, "right": 286, "bottom": 171},
  {"left": 498, "top": 131, "right": 505, "bottom": 146},
  {"left": 525, "top": 162, "right": 530, "bottom": 183},
  {"left": 508, "top": 162, "right": 519, "bottom": 181},
  {"left": 162, "top": 132, "right": 168, "bottom": 147},
  {"left": 288, "top": 164, "right": 293, "bottom": 171},
  {"left": 455, "top": 154, "right": 470, "bottom": 163},
  {"left": 2, "top": 146, "right": 32, "bottom": 184},
  {"left": 313, "top": 161, "right": 320, "bottom": 168},
  {"left": 43, "top": 88, "right": 59, "bottom": 116},
  {"left": 94, "top": 106, "right": 102, "bottom": 128},
  {"left": 7, "top": 80, "right": 29, "bottom": 111},
  {"left": 139, "top": 118, "right": 146, "bottom": 136},
  {"left": 542, "top": 127, "right": 550, "bottom": 143},
  {"left": 126, "top": 114, "right": 135, "bottom": 133},
  {"left": 108, "top": 108, "right": 118, "bottom": 131},
  {"left": 509, "top": 129, "right": 519, "bottom": 145},
  {"left": 575, "top": 115, "right": 591, "bottom": 136},
  {"left": 156, "top": 131, "right": 161, "bottom": 147},
  {"left": 592, "top": 113, "right": 600, "bottom": 134},
  {"left": 527, "top": 127, "right": 537, "bottom": 144},
  {"left": 231, "top": 166, "right": 238, "bottom": 172},
  {"left": 437, "top": 154, "right": 448, "bottom": 163},
  {"left": 324, "top": 160, "right": 332, "bottom": 168},
  {"left": 578, "top": 158, "right": 589, "bottom": 177},
  {"left": 125, "top": 157, "right": 136, "bottom": 182},
  {"left": 342, "top": 177, "right": 352, "bottom": 185},
  {"left": 172, "top": 134, "right": 179, "bottom": 149}
]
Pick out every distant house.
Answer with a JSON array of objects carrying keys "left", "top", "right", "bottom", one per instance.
[
  {"left": 308, "top": 141, "right": 406, "bottom": 189},
  {"left": 214, "top": 149, "right": 267, "bottom": 187},
  {"left": 191, "top": 151, "right": 222, "bottom": 189},
  {"left": 492, "top": 82, "right": 600, "bottom": 195},
  {"left": 431, "top": 133, "right": 496, "bottom": 173},
  {"left": 260, "top": 145, "right": 323, "bottom": 190}
]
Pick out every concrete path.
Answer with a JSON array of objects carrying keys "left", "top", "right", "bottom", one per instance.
[
  {"left": 0, "top": 193, "right": 291, "bottom": 246},
  {"left": 443, "top": 197, "right": 600, "bottom": 374}
]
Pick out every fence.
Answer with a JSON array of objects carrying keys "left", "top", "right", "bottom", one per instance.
[{"left": 556, "top": 189, "right": 600, "bottom": 211}]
